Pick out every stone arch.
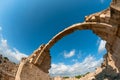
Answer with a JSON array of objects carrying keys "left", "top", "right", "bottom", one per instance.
[
  {"left": 15, "top": 22, "right": 118, "bottom": 80},
  {"left": 34, "top": 22, "right": 117, "bottom": 66}
]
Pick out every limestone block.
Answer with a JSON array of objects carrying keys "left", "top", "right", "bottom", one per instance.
[
  {"left": 117, "top": 27, "right": 120, "bottom": 38},
  {"left": 112, "top": 37, "right": 120, "bottom": 54}
]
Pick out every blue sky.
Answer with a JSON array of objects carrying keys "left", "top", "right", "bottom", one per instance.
[{"left": 0, "top": 0, "right": 111, "bottom": 77}]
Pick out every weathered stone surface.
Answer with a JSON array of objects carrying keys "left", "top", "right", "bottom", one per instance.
[
  {"left": 117, "top": 27, "right": 120, "bottom": 38},
  {"left": 110, "top": 0, "right": 120, "bottom": 25},
  {"left": 0, "top": 55, "right": 18, "bottom": 80},
  {"left": 15, "top": 58, "right": 50, "bottom": 80}
]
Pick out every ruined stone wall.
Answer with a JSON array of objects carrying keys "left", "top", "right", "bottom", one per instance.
[
  {"left": 107, "top": 25, "right": 120, "bottom": 73},
  {"left": 15, "top": 59, "right": 50, "bottom": 80},
  {"left": 0, "top": 55, "right": 18, "bottom": 80}
]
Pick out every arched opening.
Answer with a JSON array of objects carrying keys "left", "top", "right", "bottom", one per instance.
[
  {"left": 15, "top": 22, "right": 117, "bottom": 80},
  {"left": 34, "top": 22, "right": 115, "bottom": 66},
  {"left": 49, "top": 30, "right": 107, "bottom": 77},
  {"left": 32, "top": 22, "right": 116, "bottom": 78}
]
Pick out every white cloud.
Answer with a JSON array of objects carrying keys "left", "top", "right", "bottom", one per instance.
[
  {"left": 98, "top": 40, "right": 106, "bottom": 53},
  {"left": 64, "top": 49, "right": 75, "bottom": 58},
  {"left": 0, "top": 27, "right": 28, "bottom": 63},
  {"left": 50, "top": 55, "right": 103, "bottom": 77}
]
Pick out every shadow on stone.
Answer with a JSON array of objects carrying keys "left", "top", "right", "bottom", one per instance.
[{"left": 94, "top": 65, "right": 120, "bottom": 80}]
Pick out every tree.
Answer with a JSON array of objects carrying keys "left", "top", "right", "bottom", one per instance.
[
  {"left": 63, "top": 76, "right": 69, "bottom": 79},
  {"left": 75, "top": 75, "right": 82, "bottom": 79},
  {"left": 4, "top": 57, "right": 9, "bottom": 61}
]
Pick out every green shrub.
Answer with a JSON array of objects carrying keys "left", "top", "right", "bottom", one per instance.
[
  {"left": 63, "top": 76, "right": 69, "bottom": 79},
  {"left": 4, "top": 57, "right": 9, "bottom": 61},
  {"left": 75, "top": 75, "right": 82, "bottom": 79}
]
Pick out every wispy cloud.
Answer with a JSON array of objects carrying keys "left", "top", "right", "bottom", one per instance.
[
  {"left": 0, "top": 27, "right": 28, "bottom": 63},
  {"left": 98, "top": 39, "right": 106, "bottom": 53},
  {"left": 72, "top": 59, "right": 78, "bottom": 63},
  {"left": 100, "top": 0, "right": 104, "bottom": 3},
  {"left": 64, "top": 49, "right": 75, "bottom": 58},
  {"left": 50, "top": 55, "right": 103, "bottom": 77},
  {"left": 0, "top": 27, "right": 2, "bottom": 31}
]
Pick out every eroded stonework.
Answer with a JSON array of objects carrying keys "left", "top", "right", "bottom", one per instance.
[
  {"left": 15, "top": 0, "right": 120, "bottom": 80},
  {"left": 0, "top": 55, "right": 18, "bottom": 80}
]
